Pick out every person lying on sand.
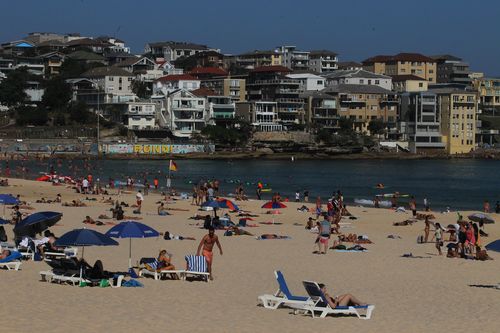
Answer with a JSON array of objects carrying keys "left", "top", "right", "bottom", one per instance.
[
  {"left": 0, "top": 179, "right": 9, "bottom": 186},
  {"left": 62, "top": 200, "right": 87, "bottom": 207},
  {"left": 259, "top": 234, "right": 289, "bottom": 239},
  {"left": 98, "top": 214, "right": 111, "bottom": 219},
  {"left": 237, "top": 212, "right": 258, "bottom": 217},
  {"left": 227, "top": 226, "right": 253, "bottom": 236},
  {"left": 82, "top": 216, "right": 104, "bottom": 225},
  {"left": 100, "top": 197, "right": 114, "bottom": 204},
  {"left": 161, "top": 231, "right": 195, "bottom": 240},
  {"left": 319, "top": 283, "right": 368, "bottom": 308},
  {"left": 393, "top": 219, "right": 415, "bottom": 226}
]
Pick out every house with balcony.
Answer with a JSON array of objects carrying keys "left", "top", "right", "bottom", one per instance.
[
  {"left": 192, "top": 87, "right": 236, "bottom": 127},
  {"left": 124, "top": 101, "right": 157, "bottom": 130},
  {"left": 308, "top": 50, "right": 338, "bottom": 73},
  {"left": 233, "top": 50, "right": 282, "bottom": 70},
  {"left": 363, "top": 53, "right": 437, "bottom": 83},
  {"left": 36, "top": 51, "right": 65, "bottom": 77},
  {"left": 165, "top": 89, "right": 208, "bottom": 138},
  {"left": 399, "top": 92, "right": 445, "bottom": 153},
  {"left": 153, "top": 74, "right": 200, "bottom": 95},
  {"left": 200, "top": 76, "right": 247, "bottom": 102},
  {"left": 473, "top": 77, "right": 500, "bottom": 111},
  {"left": 301, "top": 91, "right": 339, "bottom": 130},
  {"left": 247, "top": 66, "right": 305, "bottom": 125},
  {"left": 323, "top": 84, "right": 399, "bottom": 134},
  {"left": 236, "top": 101, "right": 282, "bottom": 132},
  {"left": 276, "top": 46, "right": 310, "bottom": 71},
  {"left": 323, "top": 69, "right": 392, "bottom": 90},
  {"left": 115, "top": 56, "right": 163, "bottom": 83},
  {"left": 144, "top": 41, "right": 218, "bottom": 62},
  {"left": 431, "top": 55, "right": 471, "bottom": 86}
]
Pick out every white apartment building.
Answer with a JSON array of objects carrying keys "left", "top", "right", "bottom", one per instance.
[
  {"left": 308, "top": 50, "right": 338, "bottom": 73},
  {"left": 236, "top": 101, "right": 282, "bottom": 132},
  {"left": 81, "top": 66, "right": 136, "bottom": 104},
  {"left": 323, "top": 69, "right": 392, "bottom": 90},
  {"left": 276, "top": 45, "right": 310, "bottom": 71},
  {"left": 144, "top": 41, "right": 219, "bottom": 62},
  {"left": 125, "top": 101, "right": 157, "bottom": 130},
  {"left": 166, "top": 89, "right": 207, "bottom": 138},
  {"left": 286, "top": 73, "right": 325, "bottom": 92},
  {"left": 153, "top": 74, "right": 200, "bottom": 96}
]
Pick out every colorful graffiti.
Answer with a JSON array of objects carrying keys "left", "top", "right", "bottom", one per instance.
[{"left": 102, "top": 144, "right": 214, "bottom": 155}]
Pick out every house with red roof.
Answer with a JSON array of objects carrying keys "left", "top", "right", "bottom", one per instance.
[
  {"left": 153, "top": 74, "right": 200, "bottom": 95},
  {"left": 362, "top": 53, "right": 437, "bottom": 83}
]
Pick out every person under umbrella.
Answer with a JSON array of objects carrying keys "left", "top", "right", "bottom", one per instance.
[
  {"left": 0, "top": 194, "right": 19, "bottom": 219},
  {"left": 261, "top": 201, "right": 287, "bottom": 224}
]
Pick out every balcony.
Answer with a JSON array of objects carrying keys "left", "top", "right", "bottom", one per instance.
[
  {"left": 250, "top": 79, "right": 298, "bottom": 85},
  {"left": 278, "top": 107, "right": 302, "bottom": 113},
  {"left": 276, "top": 88, "right": 299, "bottom": 94}
]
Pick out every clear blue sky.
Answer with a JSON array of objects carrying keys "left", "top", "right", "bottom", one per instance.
[{"left": 1, "top": 0, "right": 500, "bottom": 75}]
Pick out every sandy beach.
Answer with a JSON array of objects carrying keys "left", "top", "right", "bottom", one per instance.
[{"left": 1, "top": 178, "right": 499, "bottom": 333}]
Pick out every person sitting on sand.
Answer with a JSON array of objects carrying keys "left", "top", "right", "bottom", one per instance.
[
  {"left": 228, "top": 226, "right": 253, "bottom": 236},
  {"left": 319, "top": 283, "right": 368, "bottom": 308},
  {"left": 158, "top": 203, "right": 170, "bottom": 216},
  {"left": 54, "top": 194, "right": 62, "bottom": 203},
  {"left": 161, "top": 231, "right": 195, "bottom": 240},
  {"left": 306, "top": 217, "right": 314, "bottom": 230},
  {"left": 11, "top": 205, "right": 22, "bottom": 225}
]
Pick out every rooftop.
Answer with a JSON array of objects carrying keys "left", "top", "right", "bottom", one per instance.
[
  {"left": 309, "top": 49, "right": 338, "bottom": 57},
  {"left": 363, "top": 53, "right": 435, "bottom": 64},
  {"left": 147, "top": 41, "right": 209, "bottom": 51},
  {"left": 189, "top": 67, "right": 228, "bottom": 76},
  {"left": 391, "top": 74, "right": 427, "bottom": 82},
  {"left": 323, "top": 69, "right": 391, "bottom": 80},
  {"left": 430, "top": 54, "right": 463, "bottom": 62},
  {"left": 191, "top": 87, "right": 220, "bottom": 97},
  {"left": 323, "top": 84, "right": 395, "bottom": 95},
  {"left": 67, "top": 50, "right": 105, "bottom": 61},
  {"left": 82, "top": 66, "right": 134, "bottom": 77},
  {"left": 251, "top": 65, "right": 292, "bottom": 73},
  {"left": 156, "top": 74, "right": 199, "bottom": 82}
]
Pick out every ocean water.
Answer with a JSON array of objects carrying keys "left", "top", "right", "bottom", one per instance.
[{"left": 2, "top": 158, "right": 499, "bottom": 211}]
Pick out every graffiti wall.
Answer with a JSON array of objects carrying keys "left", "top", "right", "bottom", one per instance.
[{"left": 101, "top": 144, "right": 215, "bottom": 155}]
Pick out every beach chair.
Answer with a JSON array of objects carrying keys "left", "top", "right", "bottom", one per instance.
[
  {"left": 299, "top": 281, "right": 375, "bottom": 319},
  {"left": 138, "top": 258, "right": 183, "bottom": 281},
  {"left": 39, "top": 258, "right": 90, "bottom": 286},
  {"left": 0, "top": 251, "right": 23, "bottom": 271},
  {"left": 182, "top": 255, "right": 210, "bottom": 282},
  {"left": 44, "top": 247, "right": 78, "bottom": 259},
  {"left": 258, "top": 270, "right": 313, "bottom": 309}
]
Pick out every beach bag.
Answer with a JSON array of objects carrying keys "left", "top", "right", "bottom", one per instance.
[
  {"left": 223, "top": 230, "right": 233, "bottom": 236},
  {"left": 122, "top": 279, "right": 144, "bottom": 287},
  {"left": 99, "top": 279, "right": 110, "bottom": 288},
  {"left": 417, "top": 235, "right": 424, "bottom": 244}
]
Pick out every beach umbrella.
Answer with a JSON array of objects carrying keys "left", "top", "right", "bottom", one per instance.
[
  {"left": 216, "top": 198, "right": 240, "bottom": 211},
  {"left": 201, "top": 200, "right": 222, "bottom": 209},
  {"left": 13, "top": 211, "right": 62, "bottom": 238},
  {"left": 468, "top": 213, "right": 495, "bottom": 224},
  {"left": 261, "top": 201, "right": 287, "bottom": 224},
  {"left": 55, "top": 228, "right": 119, "bottom": 281},
  {"left": 261, "top": 201, "right": 287, "bottom": 209},
  {"left": 0, "top": 194, "right": 19, "bottom": 219},
  {"left": 105, "top": 221, "right": 159, "bottom": 269},
  {"left": 485, "top": 240, "right": 500, "bottom": 253},
  {"left": 0, "top": 218, "right": 9, "bottom": 225}
]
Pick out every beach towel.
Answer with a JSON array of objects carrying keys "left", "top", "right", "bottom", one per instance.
[
  {"left": 0, "top": 251, "right": 22, "bottom": 263},
  {"left": 122, "top": 279, "right": 144, "bottom": 287},
  {"left": 333, "top": 249, "right": 367, "bottom": 253},
  {"left": 255, "top": 236, "right": 291, "bottom": 240}
]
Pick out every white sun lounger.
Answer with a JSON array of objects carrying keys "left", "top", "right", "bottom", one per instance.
[
  {"left": 258, "top": 270, "right": 313, "bottom": 310},
  {"left": 0, "top": 251, "right": 23, "bottom": 271},
  {"left": 138, "top": 258, "right": 184, "bottom": 280},
  {"left": 299, "top": 281, "right": 375, "bottom": 319}
]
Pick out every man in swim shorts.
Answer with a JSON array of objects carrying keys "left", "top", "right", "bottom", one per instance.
[{"left": 196, "top": 227, "right": 223, "bottom": 279}]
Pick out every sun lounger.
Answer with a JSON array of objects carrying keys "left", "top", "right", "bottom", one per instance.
[
  {"left": 138, "top": 258, "right": 183, "bottom": 280},
  {"left": 183, "top": 255, "right": 210, "bottom": 282},
  {"left": 0, "top": 251, "right": 22, "bottom": 271},
  {"left": 44, "top": 247, "right": 78, "bottom": 259},
  {"left": 258, "top": 270, "right": 313, "bottom": 309},
  {"left": 300, "top": 281, "right": 374, "bottom": 319}
]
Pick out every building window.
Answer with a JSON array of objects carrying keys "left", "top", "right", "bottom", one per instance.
[
  {"left": 419, "top": 83, "right": 423, "bottom": 87},
  {"left": 109, "top": 77, "right": 114, "bottom": 81},
  {"left": 368, "top": 80, "right": 372, "bottom": 85},
  {"left": 359, "top": 79, "right": 364, "bottom": 84},
  {"left": 375, "top": 80, "right": 380, "bottom": 84}
]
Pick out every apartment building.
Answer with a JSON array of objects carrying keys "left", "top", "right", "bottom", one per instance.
[
  {"left": 337, "top": 61, "right": 363, "bottom": 70},
  {"left": 323, "top": 84, "right": 398, "bottom": 133},
  {"left": 165, "top": 89, "right": 207, "bottom": 138},
  {"left": 308, "top": 50, "right": 338, "bottom": 73},
  {"left": 473, "top": 77, "right": 500, "bottom": 110},
  {"left": 246, "top": 66, "right": 305, "bottom": 124},
  {"left": 323, "top": 69, "right": 392, "bottom": 90},
  {"left": 286, "top": 73, "right": 325, "bottom": 92},
  {"left": 233, "top": 50, "right": 282, "bottom": 69},
  {"left": 200, "top": 76, "right": 246, "bottom": 102},
  {"left": 301, "top": 91, "right": 339, "bottom": 129},
  {"left": 144, "top": 41, "right": 217, "bottom": 62},
  {"left": 399, "top": 92, "right": 445, "bottom": 153},
  {"left": 391, "top": 75, "right": 428, "bottom": 92},
  {"left": 276, "top": 46, "right": 309, "bottom": 71},
  {"left": 431, "top": 55, "right": 471, "bottom": 85},
  {"left": 115, "top": 56, "right": 163, "bottom": 82},
  {"left": 125, "top": 101, "right": 157, "bottom": 130},
  {"left": 363, "top": 53, "right": 437, "bottom": 83},
  {"left": 431, "top": 87, "right": 477, "bottom": 154},
  {"left": 236, "top": 101, "right": 281, "bottom": 131},
  {"left": 81, "top": 66, "right": 136, "bottom": 105}
]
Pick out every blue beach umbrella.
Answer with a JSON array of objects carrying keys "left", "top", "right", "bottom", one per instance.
[
  {"left": 105, "top": 221, "right": 159, "bottom": 269},
  {"left": 14, "top": 211, "right": 63, "bottom": 237},
  {"left": 0, "top": 194, "right": 19, "bottom": 219},
  {"left": 0, "top": 218, "right": 9, "bottom": 225},
  {"left": 55, "top": 228, "right": 119, "bottom": 280},
  {"left": 485, "top": 240, "right": 500, "bottom": 253},
  {"left": 468, "top": 213, "right": 495, "bottom": 224}
]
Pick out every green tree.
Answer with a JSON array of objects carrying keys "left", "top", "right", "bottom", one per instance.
[
  {"left": 131, "top": 80, "right": 151, "bottom": 98},
  {"left": 41, "top": 76, "right": 72, "bottom": 111},
  {"left": 0, "top": 68, "right": 30, "bottom": 108},
  {"left": 69, "top": 101, "right": 92, "bottom": 124},
  {"left": 16, "top": 105, "right": 48, "bottom": 126},
  {"left": 201, "top": 123, "right": 251, "bottom": 146},
  {"left": 59, "top": 58, "right": 105, "bottom": 79},
  {"left": 367, "top": 119, "right": 387, "bottom": 135},
  {"left": 338, "top": 117, "right": 354, "bottom": 134}
]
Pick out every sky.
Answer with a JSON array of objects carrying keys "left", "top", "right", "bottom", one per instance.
[{"left": 1, "top": 0, "right": 500, "bottom": 75}]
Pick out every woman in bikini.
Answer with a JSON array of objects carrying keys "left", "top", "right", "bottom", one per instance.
[{"left": 319, "top": 284, "right": 367, "bottom": 308}]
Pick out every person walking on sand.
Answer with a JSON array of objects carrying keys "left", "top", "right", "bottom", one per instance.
[
  {"left": 483, "top": 200, "right": 490, "bottom": 213},
  {"left": 432, "top": 223, "right": 444, "bottom": 255},
  {"left": 409, "top": 196, "right": 417, "bottom": 217},
  {"left": 318, "top": 215, "right": 331, "bottom": 254},
  {"left": 196, "top": 227, "right": 223, "bottom": 279},
  {"left": 423, "top": 197, "right": 430, "bottom": 212},
  {"left": 135, "top": 190, "right": 144, "bottom": 214}
]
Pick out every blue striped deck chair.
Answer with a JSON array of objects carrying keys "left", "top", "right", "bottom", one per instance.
[
  {"left": 184, "top": 255, "right": 210, "bottom": 282},
  {"left": 300, "top": 280, "right": 375, "bottom": 319},
  {"left": 258, "top": 270, "right": 313, "bottom": 309}
]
